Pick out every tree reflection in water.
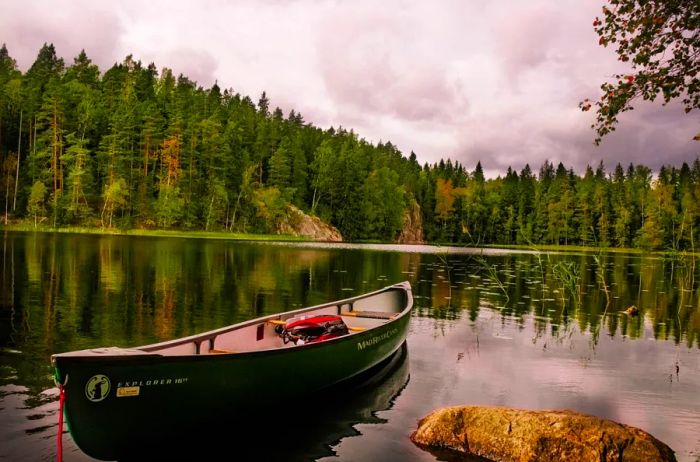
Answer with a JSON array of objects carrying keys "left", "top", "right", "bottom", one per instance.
[{"left": 1, "top": 232, "right": 699, "bottom": 460}]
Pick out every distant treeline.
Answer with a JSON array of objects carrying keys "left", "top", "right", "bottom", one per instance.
[{"left": 0, "top": 43, "right": 699, "bottom": 250}]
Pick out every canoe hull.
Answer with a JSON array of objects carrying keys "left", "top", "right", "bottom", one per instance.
[{"left": 53, "top": 283, "right": 412, "bottom": 461}]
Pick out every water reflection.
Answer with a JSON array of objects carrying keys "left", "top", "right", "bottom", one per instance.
[
  {"left": 412, "top": 252, "right": 700, "bottom": 348},
  {"left": 405, "top": 313, "right": 700, "bottom": 462},
  {"left": 1, "top": 232, "right": 700, "bottom": 461}
]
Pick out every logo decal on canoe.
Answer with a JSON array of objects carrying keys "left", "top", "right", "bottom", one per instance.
[
  {"left": 85, "top": 374, "right": 111, "bottom": 402},
  {"left": 357, "top": 328, "right": 398, "bottom": 351}
]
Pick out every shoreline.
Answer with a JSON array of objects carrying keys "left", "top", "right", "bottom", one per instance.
[
  {"left": 1, "top": 224, "right": 697, "bottom": 257},
  {"left": 0, "top": 224, "right": 309, "bottom": 243}
]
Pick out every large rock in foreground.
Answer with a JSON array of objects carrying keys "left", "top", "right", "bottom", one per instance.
[
  {"left": 276, "top": 205, "right": 342, "bottom": 242},
  {"left": 411, "top": 406, "right": 676, "bottom": 462}
]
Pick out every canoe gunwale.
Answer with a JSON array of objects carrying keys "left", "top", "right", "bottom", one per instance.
[{"left": 51, "top": 281, "right": 413, "bottom": 362}]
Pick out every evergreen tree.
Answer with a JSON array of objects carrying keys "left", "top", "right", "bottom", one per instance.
[{"left": 4, "top": 43, "right": 700, "bottom": 250}]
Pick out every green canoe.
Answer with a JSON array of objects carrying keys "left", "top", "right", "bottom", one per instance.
[{"left": 52, "top": 282, "right": 413, "bottom": 460}]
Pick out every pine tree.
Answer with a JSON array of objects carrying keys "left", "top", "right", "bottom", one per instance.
[{"left": 361, "top": 167, "right": 405, "bottom": 239}]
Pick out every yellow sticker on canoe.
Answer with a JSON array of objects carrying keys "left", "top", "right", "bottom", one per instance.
[{"left": 116, "top": 386, "right": 140, "bottom": 397}]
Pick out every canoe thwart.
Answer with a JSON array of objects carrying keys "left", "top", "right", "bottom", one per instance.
[
  {"left": 341, "top": 310, "right": 397, "bottom": 320},
  {"left": 266, "top": 320, "right": 286, "bottom": 325}
]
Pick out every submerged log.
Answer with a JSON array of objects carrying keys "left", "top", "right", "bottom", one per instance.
[{"left": 411, "top": 406, "right": 676, "bottom": 462}]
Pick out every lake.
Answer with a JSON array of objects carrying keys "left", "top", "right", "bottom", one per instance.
[{"left": 1, "top": 231, "right": 699, "bottom": 461}]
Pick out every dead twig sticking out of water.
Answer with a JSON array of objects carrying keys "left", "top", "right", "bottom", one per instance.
[
  {"left": 593, "top": 254, "right": 611, "bottom": 309},
  {"left": 671, "top": 237, "right": 696, "bottom": 382},
  {"left": 534, "top": 251, "right": 546, "bottom": 312},
  {"left": 520, "top": 233, "right": 547, "bottom": 313},
  {"left": 552, "top": 260, "right": 582, "bottom": 306},
  {"left": 476, "top": 253, "right": 510, "bottom": 305},
  {"left": 435, "top": 246, "right": 452, "bottom": 308},
  {"left": 589, "top": 252, "right": 612, "bottom": 347},
  {"left": 463, "top": 231, "right": 510, "bottom": 306}
]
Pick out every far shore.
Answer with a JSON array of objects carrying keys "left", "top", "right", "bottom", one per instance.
[
  {"left": 0, "top": 224, "right": 309, "bottom": 243},
  {"left": 1, "top": 224, "right": 697, "bottom": 257}
]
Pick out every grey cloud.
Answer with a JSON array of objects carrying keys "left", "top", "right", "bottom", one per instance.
[
  {"left": 317, "top": 14, "right": 400, "bottom": 111},
  {"left": 443, "top": 1, "right": 698, "bottom": 176},
  {"left": 156, "top": 49, "right": 218, "bottom": 88},
  {"left": 592, "top": 102, "right": 699, "bottom": 171},
  {"left": 0, "top": 0, "right": 217, "bottom": 88},
  {"left": 388, "top": 70, "right": 461, "bottom": 123},
  {"left": 0, "top": 1, "right": 124, "bottom": 70},
  {"left": 315, "top": 8, "right": 462, "bottom": 126},
  {"left": 456, "top": 100, "right": 698, "bottom": 177},
  {"left": 495, "top": 5, "right": 562, "bottom": 75}
]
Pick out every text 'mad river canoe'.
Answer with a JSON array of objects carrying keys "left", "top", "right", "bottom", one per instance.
[{"left": 52, "top": 282, "right": 413, "bottom": 461}]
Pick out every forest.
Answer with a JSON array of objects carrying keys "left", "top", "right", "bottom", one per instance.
[{"left": 1, "top": 43, "right": 699, "bottom": 250}]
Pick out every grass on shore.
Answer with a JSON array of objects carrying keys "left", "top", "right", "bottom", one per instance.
[
  {"left": 0, "top": 224, "right": 310, "bottom": 242},
  {"left": 2, "top": 223, "right": 698, "bottom": 257}
]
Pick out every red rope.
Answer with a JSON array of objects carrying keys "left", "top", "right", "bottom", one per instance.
[{"left": 57, "top": 383, "right": 65, "bottom": 462}]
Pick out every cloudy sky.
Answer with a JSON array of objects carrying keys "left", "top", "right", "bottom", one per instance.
[{"left": 2, "top": 0, "right": 697, "bottom": 176}]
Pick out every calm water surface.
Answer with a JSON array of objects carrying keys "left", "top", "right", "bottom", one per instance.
[{"left": 1, "top": 232, "right": 699, "bottom": 461}]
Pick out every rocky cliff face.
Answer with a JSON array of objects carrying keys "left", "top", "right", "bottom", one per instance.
[
  {"left": 396, "top": 198, "right": 425, "bottom": 244},
  {"left": 276, "top": 206, "right": 342, "bottom": 242}
]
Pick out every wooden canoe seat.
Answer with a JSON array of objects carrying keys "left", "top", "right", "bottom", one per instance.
[
  {"left": 341, "top": 310, "right": 396, "bottom": 320},
  {"left": 266, "top": 320, "right": 286, "bottom": 325},
  {"left": 348, "top": 326, "right": 367, "bottom": 332},
  {"left": 209, "top": 348, "right": 235, "bottom": 354}
]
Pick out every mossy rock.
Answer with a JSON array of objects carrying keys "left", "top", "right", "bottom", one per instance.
[{"left": 411, "top": 406, "right": 676, "bottom": 462}]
